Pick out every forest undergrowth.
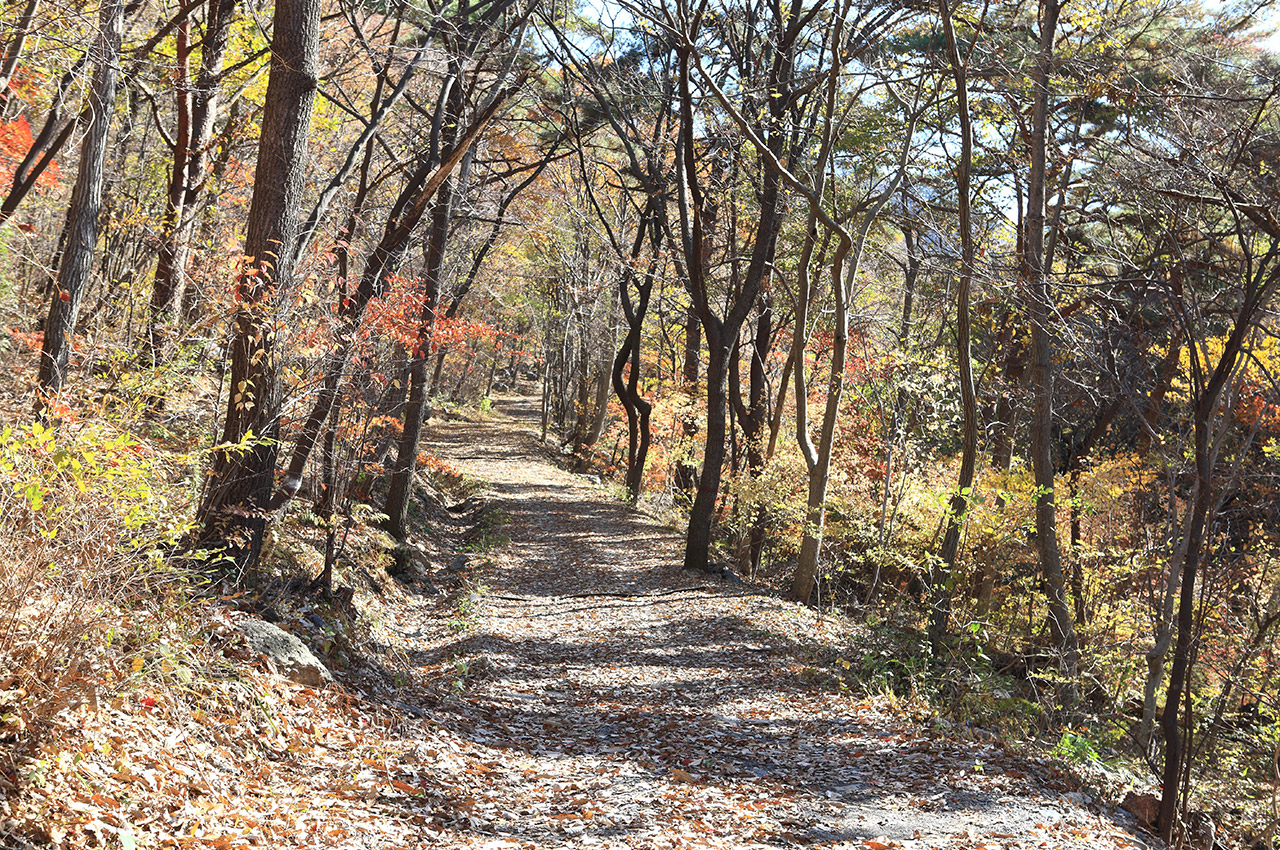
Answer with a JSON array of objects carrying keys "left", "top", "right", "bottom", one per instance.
[
  {"left": 2, "top": 0, "right": 1279, "bottom": 842},
  {"left": 0, "top": 369, "right": 1216, "bottom": 849}
]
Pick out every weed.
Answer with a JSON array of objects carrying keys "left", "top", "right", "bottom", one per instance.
[{"left": 1054, "top": 728, "right": 1102, "bottom": 764}]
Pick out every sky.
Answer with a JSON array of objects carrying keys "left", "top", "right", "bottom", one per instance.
[{"left": 580, "top": 0, "right": 1280, "bottom": 54}]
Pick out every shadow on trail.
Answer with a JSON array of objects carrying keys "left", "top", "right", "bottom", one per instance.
[{"left": 347, "top": 395, "right": 1145, "bottom": 848}]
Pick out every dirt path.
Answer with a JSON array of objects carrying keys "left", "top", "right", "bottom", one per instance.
[{"left": 392, "top": 396, "right": 1150, "bottom": 849}]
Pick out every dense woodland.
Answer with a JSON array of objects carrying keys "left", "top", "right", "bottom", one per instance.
[{"left": 1, "top": 0, "right": 1279, "bottom": 844}]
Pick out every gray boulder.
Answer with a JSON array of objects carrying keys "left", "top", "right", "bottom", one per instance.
[{"left": 238, "top": 617, "right": 333, "bottom": 687}]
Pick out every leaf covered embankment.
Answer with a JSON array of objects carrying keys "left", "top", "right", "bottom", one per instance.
[{"left": 0, "top": 392, "right": 516, "bottom": 849}]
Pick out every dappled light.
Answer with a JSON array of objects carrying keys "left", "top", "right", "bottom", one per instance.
[{"left": 0, "top": 0, "right": 1277, "bottom": 846}]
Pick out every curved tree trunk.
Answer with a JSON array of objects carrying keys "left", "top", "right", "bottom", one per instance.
[
  {"left": 613, "top": 284, "right": 653, "bottom": 498},
  {"left": 612, "top": 219, "right": 659, "bottom": 499},
  {"left": 730, "top": 301, "right": 772, "bottom": 576}
]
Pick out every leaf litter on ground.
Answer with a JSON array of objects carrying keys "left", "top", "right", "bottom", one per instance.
[{"left": 4, "top": 396, "right": 1156, "bottom": 850}]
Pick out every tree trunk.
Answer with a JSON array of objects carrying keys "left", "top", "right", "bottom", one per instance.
[
  {"left": 682, "top": 301, "right": 700, "bottom": 389},
  {"left": 792, "top": 242, "right": 851, "bottom": 603},
  {"left": 384, "top": 178, "right": 455, "bottom": 540},
  {"left": 0, "top": 0, "right": 41, "bottom": 111},
  {"left": 1139, "top": 510, "right": 1187, "bottom": 755},
  {"left": 146, "top": 17, "right": 192, "bottom": 361},
  {"left": 584, "top": 321, "right": 614, "bottom": 447},
  {"left": 484, "top": 338, "right": 502, "bottom": 400},
  {"left": 1024, "top": 0, "right": 1079, "bottom": 682},
  {"left": 732, "top": 302, "right": 772, "bottom": 576},
  {"left": 674, "top": 37, "right": 735, "bottom": 573},
  {"left": 147, "top": 0, "right": 238, "bottom": 359},
  {"left": 572, "top": 306, "right": 591, "bottom": 450},
  {"left": 1158, "top": 418, "right": 1213, "bottom": 842},
  {"left": 197, "top": 0, "right": 320, "bottom": 571},
  {"left": 613, "top": 236, "right": 657, "bottom": 500},
  {"left": 931, "top": 0, "right": 978, "bottom": 655},
  {"left": 36, "top": 0, "right": 123, "bottom": 403},
  {"left": 1157, "top": 280, "right": 1270, "bottom": 840},
  {"left": 989, "top": 335, "right": 1024, "bottom": 477},
  {"left": 790, "top": 142, "right": 915, "bottom": 605},
  {"left": 685, "top": 324, "right": 728, "bottom": 571}
]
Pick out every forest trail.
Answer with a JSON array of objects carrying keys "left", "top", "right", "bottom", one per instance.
[{"left": 389, "top": 395, "right": 1150, "bottom": 850}]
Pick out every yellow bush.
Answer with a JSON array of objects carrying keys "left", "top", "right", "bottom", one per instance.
[{"left": 0, "top": 422, "right": 191, "bottom": 740}]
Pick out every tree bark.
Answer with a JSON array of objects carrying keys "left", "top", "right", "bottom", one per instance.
[
  {"left": 584, "top": 317, "right": 615, "bottom": 447},
  {"left": 730, "top": 300, "right": 772, "bottom": 575},
  {"left": 146, "top": 17, "right": 192, "bottom": 361},
  {"left": 147, "top": 0, "right": 238, "bottom": 358},
  {"left": 614, "top": 255, "right": 656, "bottom": 499},
  {"left": 682, "top": 302, "right": 700, "bottom": 389},
  {"left": 35, "top": 0, "right": 123, "bottom": 403},
  {"left": 1024, "top": 0, "right": 1079, "bottom": 682},
  {"left": 197, "top": 0, "right": 320, "bottom": 571},
  {"left": 931, "top": 0, "right": 978, "bottom": 656}
]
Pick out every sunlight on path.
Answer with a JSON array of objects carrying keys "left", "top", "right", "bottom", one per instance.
[{"left": 396, "top": 396, "right": 1149, "bottom": 849}]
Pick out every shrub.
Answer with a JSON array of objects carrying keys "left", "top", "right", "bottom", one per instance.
[{"left": 0, "top": 422, "right": 191, "bottom": 745}]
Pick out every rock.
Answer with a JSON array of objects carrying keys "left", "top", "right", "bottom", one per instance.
[
  {"left": 584, "top": 474, "right": 603, "bottom": 486},
  {"left": 468, "top": 655, "right": 500, "bottom": 677},
  {"left": 447, "top": 497, "right": 478, "bottom": 514},
  {"left": 1121, "top": 789, "right": 1160, "bottom": 828},
  {"left": 718, "top": 566, "right": 745, "bottom": 585},
  {"left": 238, "top": 618, "right": 333, "bottom": 687},
  {"left": 388, "top": 543, "right": 417, "bottom": 578}
]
